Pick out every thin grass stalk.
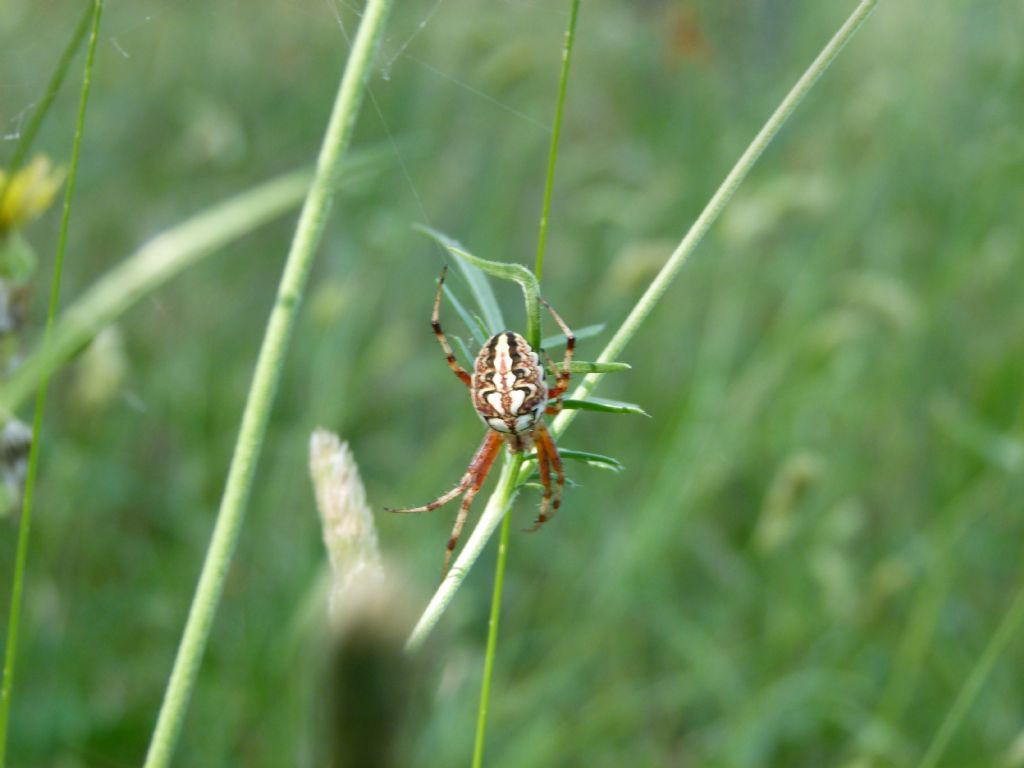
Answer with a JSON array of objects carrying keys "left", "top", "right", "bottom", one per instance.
[
  {"left": 533, "top": 0, "right": 581, "bottom": 283},
  {"left": 0, "top": 2, "right": 93, "bottom": 205},
  {"left": 550, "top": 0, "right": 878, "bottom": 440},
  {"left": 142, "top": 0, "right": 394, "bottom": 764},
  {"left": 917, "top": 581, "right": 1024, "bottom": 768},
  {"left": 406, "top": 0, "right": 879, "bottom": 650},
  {"left": 469, "top": 4, "right": 583, "bottom": 761},
  {"left": 0, "top": 3, "right": 104, "bottom": 764},
  {"left": 407, "top": 456, "right": 522, "bottom": 652},
  {"left": 471, "top": 510, "right": 512, "bottom": 768}
]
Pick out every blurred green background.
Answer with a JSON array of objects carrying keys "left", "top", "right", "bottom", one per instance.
[{"left": 2, "top": 0, "right": 1023, "bottom": 765}]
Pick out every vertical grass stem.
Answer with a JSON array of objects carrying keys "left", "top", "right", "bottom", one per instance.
[
  {"left": 142, "top": 1, "right": 394, "bottom": 765},
  {"left": 472, "top": 2, "right": 582, "bottom": 761},
  {"left": 533, "top": 0, "right": 581, "bottom": 284},
  {"left": 0, "top": 3, "right": 104, "bottom": 764}
]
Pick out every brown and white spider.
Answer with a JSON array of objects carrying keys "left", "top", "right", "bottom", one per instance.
[{"left": 389, "top": 266, "right": 576, "bottom": 576}]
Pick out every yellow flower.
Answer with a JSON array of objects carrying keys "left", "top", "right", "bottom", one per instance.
[{"left": 0, "top": 156, "right": 65, "bottom": 233}]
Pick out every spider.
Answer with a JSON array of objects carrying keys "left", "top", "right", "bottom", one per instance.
[{"left": 389, "top": 265, "right": 576, "bottom": 577}]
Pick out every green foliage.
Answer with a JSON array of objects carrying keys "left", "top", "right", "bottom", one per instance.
[
  {"left": 2, "top": 1, "right": 1023, "bottom": 767},
  {"left": 562, "top": 396, "right": 648, "bottom": 417},
  {"left": 417, "top": 225, "right": 536, "bottom": 343},
  {"left": 564, "top": 360, "right": 631, "bottom": 374}
]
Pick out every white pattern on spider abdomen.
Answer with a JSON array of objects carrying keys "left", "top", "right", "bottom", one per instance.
[{"left": 471, "top": 331, "right": 547, "bottom": 438}]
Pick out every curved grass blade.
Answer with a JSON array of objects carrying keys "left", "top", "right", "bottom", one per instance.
[
  {"left": 442, "top": 283, "right": 487, "bottom": 346},
  {"left": 416, "top": 224, "right": 539, "bottom": 345},
  {"left": 418, "top": 226, "right": 504, "bottom": 335},
  {"left": 561, "top": 396, "right": 648, "bottom": 417}
]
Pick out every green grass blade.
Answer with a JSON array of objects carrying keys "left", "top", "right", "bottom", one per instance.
[
  {"left": 472, "top": 4, "right": 583, "bottom": 763},
  {"left": 563, "top": 361, "right": 631, "bottom": 374},
  {"left": 533, "top": 0, "right": 580, "bottom": 282},
  {"left": 916, "top": 583, "right": 1024, "bottom": 768},
  {"left": 0, "top": 3, "right": 103, "bottom": 764},
  {"left": 452, "top": 335, "right": 476, "bottom": 369},
  {"left": 557, "top": 449, "right": 624, "bottom": 472},
  {"left": 471, "top": 504, "right": 512, "bottom": 768},
  {"left": 417, "top": 225, "right": 536, "bottom": 343},
  {"left": 443, "top": 283, "right": 488, "bottom": 346},
  {"left": 551, "top": 0, "right": 880, "bottom": 441},
  {"left": 561, "top": 396, "right": 648, "bottom": 416},
  {"left": 142, "top": 0, "right": 395, "bottom": 764},
  {"left": 418, "top": 226, "right": 505, "bottom": 335}
]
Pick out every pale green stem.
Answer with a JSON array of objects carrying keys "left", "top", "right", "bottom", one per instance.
[
  {"left": 406, "top": 0, "right": 879, "bottom": 650},
  {"left": 142, "top": 0, "right": 394, "bottom": 764},
  {"left": 0, "top": 4, "right": 103, "bottom": 764},
  {"left": 551, "top": 0, "right": 878, "bottom": 440},
  {"left": 406, "top": 456, "right": 522, "bottom": 652},
  {"left": 917, "top": 581, "right": 1024, "bottom": 768},
  {"left": 0, "top": 168, "right": 312, "bottom": 417},
  {"left": 533, "top": 0, "right": 581, "bottom": 284},
  {"left": 0, "top": 2, "right": 92, "bottom": 205}
]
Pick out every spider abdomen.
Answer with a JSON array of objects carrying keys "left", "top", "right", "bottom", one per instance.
[{"left": 471, "top": 331, "right": 547, "bottom": 437}]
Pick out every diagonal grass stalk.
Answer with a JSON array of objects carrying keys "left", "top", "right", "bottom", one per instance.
[
  {"left": 0, "top": 168, "right": 312, "bottom": 416},
  {"left": 0, "top": 2, "right": 104, "bottom": 764},
  {"left": 471, "top": 2, "right": 582, "bottom": 766},
  {"left": 916, "top": 580, "right": 1024, "bottom": 768},
  {"left": 406, "top": 0, "right": 879, "bottom": 652},
  {"left": 142, "top": 0, "right": 394, "bottom": 765}
]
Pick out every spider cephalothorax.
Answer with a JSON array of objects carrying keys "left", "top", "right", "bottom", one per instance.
[{"left": 390, "top": 266, "right": 575, "bottom": 576}]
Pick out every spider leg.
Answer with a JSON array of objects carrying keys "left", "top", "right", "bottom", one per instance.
[
  {"left": 545, "top": 426, "right": 565, "bottom": 519},
  {"left": 387, "top": 430, "right": 498, "bottom": 514},
  {"left": 433, "top": 265, "right": 473, "bottom": 388},
  {"left": 539, "top": 348, "right": 566, "bottom": 417},
  {"left": 540, "top": 297, "right": 575, "bottom": 403},
  {"left": 525, "top": 429, "right": 553, "bottom": 533},
  {"left": 527, "top": 422, "right": 564, "bottom": 532},
  {"left": 442, "top": 431, "right": 504, "bottom": 577}
]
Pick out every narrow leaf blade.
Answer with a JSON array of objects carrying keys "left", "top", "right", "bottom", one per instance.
[
  {"left": 452, "top": 334, "right": 476, "bottom": 369},
  {"left": 416, "top": 225, "right": 541, "bottom": 344},
  {"left": 557, "top": 449, "right": 625, "bottom": 472},
  {"left": 442, "top": 284, "right": 487, "bottom": 346},
  {"left": 561, "top": 397, "right": 648, "bottom": 417},
  {"left": 563, "top": 361, "right": 631, "bottom": 374},
  {"left": 417, "top": 228, "right": 503, "bottom": 334}
]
